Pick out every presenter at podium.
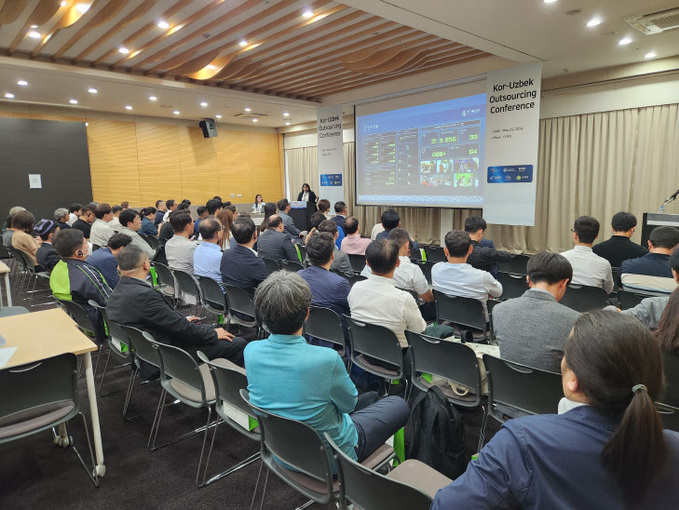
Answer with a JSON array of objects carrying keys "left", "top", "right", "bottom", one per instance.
[{"left": 297, "top": 183, "right": 318, "bottom": 214}]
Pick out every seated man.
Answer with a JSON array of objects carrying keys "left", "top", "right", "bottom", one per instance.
[
  {"left": 317, "top": 220, "right": 353, "bottom": 278},
  {"left": 221, "top": 216, "right": 268, "bottom": 294},
  {"left": 560, "top": 216, "right": 614, "bottom": 293},
  {"left": 54, "top": 208, "right": 71, "bottom": 230},
  {"left": 341, "top": 217, "right": 372, "bottom": 255},
  {"left": 361, "top": 228, "right": 435, "bottom": 321},
  {"left": 164, "top": 210, "right": 197, "bottom": 273},
  {"left": 593, "top": 211, "right": 648, "bottom": 268},
  {"left": 154, "top": 200, "right": 167, "bottom": 226},
  {"left": 257, "top": 215, "right": 298, "bottom": 262},
  {"left": 90, "top": 203, "right": 115, "bottom": 248},
  {"left": 493, "top": 252, "right": 580, "bottom": 372},
  {"left": 277, "top": 198, "right": 305, "bottom": 238},
  {"left": 72, "top": 205, "right": 95, "bottom": 239},
  {"left": 464, "top": 216, "right": 513, "bottom": 275},
  {"left": 193, "top": 217, "right": 224, "bottom": 286},
  {"left": 118, "top": 209, "right": 155, "bottom": 259},
  {"left": 193, "top": 205, "right": 208, "bottom": 236},
  {"left": 34, "top": 219, "right": 61, "bottom": 272},
  {"left": 375, "top": 209, "right": 419, "bottom": 252},
  {"left": 109, "top": 205, "right": 122, "bottom": 232},
  {"left": 86, "top": 233, "right": 132, "bottom": 289},
  {"left": 50, "top": 228, "right": 112, "bottom": 342},
  {"left": 245, "top": 271, "right": 409, "bottom": 464},
  {"left": 67, "top": 203, "right": 82, "bottom": 226},
  {"left": 332, "top": 201, "right": 348, "bottom": 235},
  {"left": 619, "top": 226, "right": 679, "bottom": 294},
  {"left": 107, "top": 245, "right": 245, "bottom": 368}
]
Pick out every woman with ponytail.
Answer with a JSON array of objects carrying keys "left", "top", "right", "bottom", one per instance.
[{"left": 432, "top": 310, "right": 679, "bottom": 509}]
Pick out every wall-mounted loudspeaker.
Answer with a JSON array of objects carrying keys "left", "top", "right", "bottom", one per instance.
[{"left": 199, "top": 118, "right": 218, "bottom": 138}]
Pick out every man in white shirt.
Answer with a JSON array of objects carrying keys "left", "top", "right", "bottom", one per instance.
[
  {"left": 109, "top": 205, "right": 122, "bottom": 232},
  {"left": 165, "top": 210, "right": 198, "bottom": 273},
  {"left": 90, "top": 203, "right": 115, "bottom": 248},
  {"left": 560, "top": 216, "right": 614, "bottom": 293},
  {"left": 118, "top": 209, "right": 154, "bottom": 259},
  {"left": 162, "top": 199, "right": 178, "bottom": 223}
]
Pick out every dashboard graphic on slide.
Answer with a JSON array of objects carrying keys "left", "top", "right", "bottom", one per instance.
[{"left": 356, "top": 94, "right": 486, "bottom": 208}]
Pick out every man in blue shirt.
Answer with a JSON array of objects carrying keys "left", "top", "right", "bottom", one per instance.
[
  {"left": 193, "top": 218, "right": 223, "bottom": 288},
  {"left": 618, "top": 225, "right": 679, "bottom": 293},
  {"left": 86, "top": 233, "right": 132, "bottom": 289},
  {"left": 244, "top": 271, "right": 409, "bottom": 464}
]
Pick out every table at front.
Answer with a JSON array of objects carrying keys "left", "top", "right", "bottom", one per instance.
[
  {"left": 0, "top": 307, "right": 106, "bottom": 476},
  {"left": 0, "top": 261, "right": 11, "bottom": 307}
]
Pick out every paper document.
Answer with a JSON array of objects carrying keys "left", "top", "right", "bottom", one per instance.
[{"left": 0, "top": 347, "right": 17, "bottom": 368}]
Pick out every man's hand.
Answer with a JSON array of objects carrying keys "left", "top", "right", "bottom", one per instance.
[{"left": 215, "top": 328, "right": 235, "bottom": 342}]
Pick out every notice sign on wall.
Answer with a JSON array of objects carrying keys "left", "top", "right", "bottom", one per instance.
[
  {"left": 317, "top": 105, "right": 344, "bottom": 205},
  {"left": 483, "top": 61, "right": 542, "bottom": 226}
]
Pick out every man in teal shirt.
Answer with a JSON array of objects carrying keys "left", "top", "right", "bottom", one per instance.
[{"left": 244, "top": 271, "right": 409, "bottom": 462}]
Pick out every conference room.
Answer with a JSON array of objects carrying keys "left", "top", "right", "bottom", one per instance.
[{"left": 2, "top": 0, "right": 679, "bottom": 508}]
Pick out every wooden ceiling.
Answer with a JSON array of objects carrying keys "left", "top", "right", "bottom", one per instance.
[{"left": 0, "top": 0, "right": 491, "bottom": 102}]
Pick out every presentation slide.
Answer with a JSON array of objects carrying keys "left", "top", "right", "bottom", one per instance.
[{"left": 355, "top": 94, "right": 486, "bottom": 208}]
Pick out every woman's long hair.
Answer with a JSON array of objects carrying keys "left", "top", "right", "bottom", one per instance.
[
  {"left": 654, "top": 287, "right": 679, "bottom": 355},
  {"left": 216, "top": 209, "right": 234, "bottom": 249}
]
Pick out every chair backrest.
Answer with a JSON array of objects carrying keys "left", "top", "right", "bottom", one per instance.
[
  {"left": 153, "top": 341, "right": 210, "bottom": 406},
  {"left": 496, "top": 272, "right": 529, "bottom": 300},
  {"left": 143, "top": 235, "right": 161, "bottom": 250},
  {"left": 345, "top": 274, "right": 367, "bottom": 287},
  {"left": 119, "top": 325, "right": 161, "bottom": 368},
  {"left": 261, "top": 258, "right": 280, "bottom": 274},
  {"left": 345, "top": 316, "right": 404, "bottom": 375},
  {"left": 423, "top": 245, "right": 446, "bottom": 263},
  {"left": 618, "top": 289, "right": 644, "bottom": 310},
  {"left": 483, "top": 354, "right": 562, "bottom": 418},
  {"left": 433, "top": 290, "right": 486, "bottom": 332},
  {"left": 88, "top": 300, "right": 129, "bottom": 355},
  {"left": 0, "top": 353, "right": 78, "bottom": 441},
  {"left": 347, "top": 254, "right": 366, "bottom": 274},
  {"left": 241, "top": 390, "right": 334, "bottom": 490},
  {"left": 560, "top": 284, "right": 609, "bottom": 312},
  {"left": 325, "top": 434, "right": 433, "bottom": 510},
  {"left": 172, "top": 269, "right": 202, "bottom": 304},
  {"left": 280, "top": 259, "right": 305, "bottom": 272},
  {"left": 411, "top": 260, "right": 434, "bottom": 284},
  {"left": 92, "top": 244, "right": 101, "bottom": 252},
  {"left": 304, "top": 307, "right": 345, "bottom": 350},
  {"left": 657, "top": 402, "right": 679, "bottom": 433},
  {"left": 57, "top": 298, "right": 97, "bottom": 336},
  {"left": 153, "top": 262, "right": 176, "bottom": 295},
  {"left": 405, "top": 330, "right": 483, "bottom": 407},
  {"left": 497, "top": 254, "right": 531, "bottom": 275},
  {"left": 224, "top": 285, "right": 256, "bottom": 319},
  {"left": 196, "top": 276, "right": 227, "bottom": 315},
  {"left": 9, "top": 247, "right": 34, "bottom": 273},
  {"left": 662, "top": 352, "right": 679, "bottom": 408}
]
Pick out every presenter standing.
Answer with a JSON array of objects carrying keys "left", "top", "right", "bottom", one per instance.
[{"left": 297, "top": 183, "right": 318, "bottom": 214}]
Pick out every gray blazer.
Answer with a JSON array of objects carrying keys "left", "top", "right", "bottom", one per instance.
[
  {"left": 279, "top": 211, "right": 301, "bottom": 236},
  {"left": 257, "top": 229, "right": 298, "bottom": 262},
  {"left": 618, "top": 295, "right": 669, "bottom": 329},
  {"left": 493, "top": 289, "right": 580, "bottom": 372},
  {"left": 331, "top": 247, "right": 354, "bottom": 278}
]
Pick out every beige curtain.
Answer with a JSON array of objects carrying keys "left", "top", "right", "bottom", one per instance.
[
  {"left": 285, "top": 103, "right": 679, "bottom": 251},
  {"left": 286, "top": 146, "right": 318, "bottom": 200}
]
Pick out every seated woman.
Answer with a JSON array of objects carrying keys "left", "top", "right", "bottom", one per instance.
[
  {"left": 11, "top": 210, "right": 41, "bottom": 269},
  {"left": 432, "top": 310, "right": 679, "bottom": 509},
  {"left": 317, "top": 199, "right": 331, "bottom": 219},
  {"left": 252, "top": 194, "right": 265, "bottom": 213},
  {"left": 244, "top": 271, "right": 409, "bottom": 465}
]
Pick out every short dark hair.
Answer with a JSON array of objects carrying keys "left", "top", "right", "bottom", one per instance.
[
  {"left": 527, "top": 252, "right": 573, "bottom": 285},
  {"left": 141, "top": 206, "right": 156, "bottom": 216},
  {"left": 381, "top": 209, "right": 400, "bottom": 229},
  {"left": 277, "top": 198, "right": 290, "bottom": 211},
  {"left": 611, "top": 212, "right": 637, "bottom": 232},
  {"left": 181, "top": 199, "right": 191, "bottom": 205},
  {"left": 155, "top": 200, "right": 164, "bottom": 208},
  {"left": 309, "top": 212, "right": 326, "bottom": 230},
  {"left": 317, "top": 219, "right": 338, "bottom": 236},
  {"left": 53, "top": 229, "right": 84, "bottom": 258},
  {"left": 317, "top": 199, "right": 330, "bottom": 213},
  {"left": 231, "top": 216, "right": 256, "bottom": 244},
  {"left": 196, "top": 205, "right": 207, "bottom": 216},
  {"left": 206, "top": 199, "right": 222, "bottom": 215},
  {"left": 119, "top": 209, "right": 139, "bottom": 228},
  {"left": 464, "top": 216, "right": 487, "bottom": 233},
  {"left": 168, "top": 210, "right": 193, "bottom": 233},
  {"left": 672, "top": 246, "right": 679, "bottom": 272},
  {"left": 69, "top": 203, "right": 83, "bottom": 213},
  {"left": 267, "top": 215, "right": 283, "bottom": 229},
  {"left": 573, "top": 216, "right": 600, "bottom": 244},
  {"left": 388, "top": 227, "right": 410, "bottom": 247},
  {"left": 117, "top": 245, "right": 146, "bottom": 271},
  {"left": 334, "top": 201, "right": 346, "bottom": 213},
  {"left": 11, "top": 210, "right": 35, "bottom": 231},
  {"left": 177, "top": 203, "right": 190, "bottom": 211},
  {"left": 365, "top": 239, "right": 400, "bottom": 274},
  {"left": 166, "top": 199, "right": 176, "bottom": 208},
  {"left": 198, "top": 218, "right": 221, "bottom": 240},
  {"left": 81, "top": 205, "right": 96, "bottom": 216},
  {"left": 306, "top": 232, "right": 334, "bottom": 266},
  {"left": 444, "top": 230, "right": 471, "bottom": 257},
  {"left": 344, "top": 217, "right": 359, "bottom": 235},
  {"left": 254, "top": 272, "right": 312, "bottom": 335},
  {"left": 112, "top": 205, "right": 123, "bottom": 214},
  {"left": 120, "top": 201, "right": 130, "bottom": 209},
  {"left": 94, "top": 203, "right": 112, "bottom": 219},
  {"left": 108, "top": 233, "right": 132, "bottom": 250},
  {"left": 225, "top": 205, "right": 237, "bottom": 214},
  {"left": 649, "top": 226, "right": 679, "bottom": 249}
]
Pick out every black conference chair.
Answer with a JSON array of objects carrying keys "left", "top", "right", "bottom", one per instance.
[
  {"left": 304, "top": 306, "right": 347, "bottom": 357},
  {"left": 657, "top": 402, "right": 679, "bottom": 433},
  {"left": 345, "top": 274, "right": 367, "bottom": 287},
  {"left": 261, "top": 258, "right": 280, "bottom": 274},
  {"left": 496, "top": 272, "right": 529, "bottom": 300},
  {"left": 88, "top": 300, "right": 131, "bottom": 397},
  {"left": 411, "top": 260, "right": 434, "bottom": 285},
  {"left": 223, "top": 285, "right": 262, "bottom": 337},
  {"left": 196, "top": 276, "right": 227, "bottom": 318},
  {"left": 497, "top": 254, "right": 531, "bottom": 275},
  {"left": 348, "top": 254, "right": 366, "bottom": 274},
  {"left": 152, "top": 262, "right": 177, "bottom": 304},
  {"left": 280, "top": 259, "right": 305, "bottom": 272},
  {"left": 560, "top": 284, "right": 610, "bottom": 312},
  {"left": 433, "top": 290, "right": 487, "bottom": 339},
  {"left": 423, "top": 244, "right": 446, "bottom": 263},
  {"left": 618, "top": 289, "right": 645, "bottom": 310}
]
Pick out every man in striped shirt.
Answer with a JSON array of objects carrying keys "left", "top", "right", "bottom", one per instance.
[{"left": 560, "top": 216, "right": 614, "bottom": 293}]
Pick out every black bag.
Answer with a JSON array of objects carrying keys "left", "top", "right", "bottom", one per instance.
[{"left": 405, "top": 386, "right": 467, "bottom": 478}]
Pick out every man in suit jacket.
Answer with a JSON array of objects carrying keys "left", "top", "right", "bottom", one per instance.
[
  {"left": 317, "top": 219, "right": 353, "bottom": 278},
  {"left": 257, "top": 215, "right": 298, "bottom": 262},
  {"left": 221, "top": 215, "right": 269, "bottom": 294},
  {"left": 277, "top": 198, "right": 306, "bottom": 238},
  {"left": 107, "top": 245, "right": 245, "bottom": 371},
  {"left": 492, "top": 251, "right": 580, "bottom": 372},
  {"left": 464, "top": 216, "right": 513, "bottom": 275}
]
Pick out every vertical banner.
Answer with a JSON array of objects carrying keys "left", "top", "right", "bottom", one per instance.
[
  {"left": 317, "top": 105, "right": 344, "bottom": 205},
  {"left": 483, "top": 61, "right": 542, "bottom": 226}
]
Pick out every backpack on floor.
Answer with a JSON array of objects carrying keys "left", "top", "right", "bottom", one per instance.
[{"left": 404, "top": 385, "right": 467, "bottom": 478}]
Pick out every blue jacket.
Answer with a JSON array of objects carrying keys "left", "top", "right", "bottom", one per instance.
[
  {"left": 87, "top": 247, "right": 120, "bottom": 288},
  {"left": 432, "top": 405, "right": 679, "bottom": 509},
  {"left": 220, "top": 244, "right": 268, "bottom": 294}
]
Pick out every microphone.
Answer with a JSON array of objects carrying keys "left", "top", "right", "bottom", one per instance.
[
  {"left": 670, "top": 188, "right": 679, "bottom": 201},
  {"left": 659, "top": 187, "right": 679, "bottom": 212}
]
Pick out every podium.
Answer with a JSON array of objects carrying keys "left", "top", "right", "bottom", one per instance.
[
  {"left": 641, "top": 213, "right": 679, "bottom": 246},
  {"left": 289, "top": 201, "right": 309, "bottom": 232}
]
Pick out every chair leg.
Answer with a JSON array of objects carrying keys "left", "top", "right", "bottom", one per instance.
[
  {"left": 122, "top": 367, "right": 138, "bottom": 419},
  {"left": 249, "top": 458, "right": 266, "bottom": 510},
  {"left": 295, "top": 501, "right": 315, "bottom": 510},
  {"left": 477, "top": 406, "right": 488, "bottom": 453},
  {"left": 148, "top": 389, "right": 167, "bottom": 449},
  {"left": 194, "top": 407, "right": 213, "bottom": 487},
  {"left": 97, "top": 347, "right": 114, "bottom": 397},
  {"left": 71, "top": 412, "right": 99, "bottom": 487},
  {"left": 258, "top": 466, "right": 270, "bottom": 510}
]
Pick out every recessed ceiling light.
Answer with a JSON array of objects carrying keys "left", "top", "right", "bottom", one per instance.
[
  {"left": 75, "top": 3, "right": 91, "bottom": 14},
  {"left": 618, "top": 37, "right": 632, "bottom": 45},
  {"left": 644, "top": 52, "right": 656, "bottom": 59},
  {"left": 17, "top": 80, "right": 28, "bottom": 86},
  {"left": 28, "top": 31, "right": 42, "bottom": 39},
  {"left": 85, "top": 122, "right": 89, "bottom": 126},
  {"left": 587, "top": 18, "right": 602, "bottom": 27},
  {"left": 149, "top": 96, "right": 157, "bottom": 101},
  {"left": 88, "top": 87, "right": 97, "bottom": 94},
  {"left": 302, "top": 9, "right": 314, "bottom": 18},
  {"left": 69, "top": 99, "right": 78, "bottom": 104},
  {"left": 60, "top": 1, "right": 67, "bottom": 6},
  {"left": 239, "top": 40, "right": 248, "bottom": 47},
  {"left": 4, "top": 93, "right": 15, "bottom": 99},
  {"left": 543, "top": 0, "right": 557, "bottom": 3},
  {"left": 244, "top": 107, "right": 251, "bottom": 112},
  {"left": 252, "top": 118, "right": 258, "bottom": 123},
  {"left": 200, "top": 101, "right": 208, "bottom": 107},
  {"left": 118, "top": 46, "right": 130, "bottom": 54},
  {"left": 125, "top": 105, "right": 133, "bottom": 110},
  {"left": 173, "top": 110, "right": 180, "bottom": 115},
  {"left": 157, "top": 20, "right": 170, "bottom": 29},
  {"left": 215, "top": 114, "right": 222, "bottom": 119},
  {"left": 30, "top": 24, "right": 39, "bottom": 28},
  {"left": 206, "top": 64, "right": 216, "bottom": 70},
  {"left": 285, "top": 121, "right": 291, "bottom": 126},
  {"left": 283, "top": 112, "right": 290, "bottom": 117}
]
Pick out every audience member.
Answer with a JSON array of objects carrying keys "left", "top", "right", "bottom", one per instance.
[
  {"left": 139, "top": 207, "right": 157, "bottom": 236},
  {"left": 158, "top": 220, "right": 174, "bottom": 240},
  {"left": 655, "top": 286, "right": 679, "bottom": 354},
  {"left": 11, "top": 210, "right": 41, "bottom": 267},
  {"left": 252, "top": 193, "right": 265, "bottom": 213},
  {"left": 193, "top": 218, "right": 223, "bottom": 287},
  {"left": 54, "top": 208, "right": 71, "bottom": 230},
  {"left": 193, "top": 205, "right": 208, "bottom": 236},
  {"left": 464, "top": 216, "right": 513, "bottom": 274},
  {"left": 257, "top": 215, "right": 298, "bottom": 262},
  {"left": 162, "top": 199, "right": 177, "bottom": 222},
  {"left": 297, "top": 183, "right": 318, "bottom": 214},
  {"left": 2, "top": 207, "right": 24, "bottom": 248},
  {"left": 332, "top": 201, "right": 348, "bottom": 233},
  {"left": 119, "top": 209, "right": 154, "bottom": 259},
  {"left": 68, "top": 203, "right": 82, "bottom": 226},
  {"left": 90, "top": 203, "right": 115, "bottom": 247},
  {"left": 375, "top": 208, "right": 419, "bottom": 251},
  {"left": 109, "top": 205, "right": 123, "bottom": 231},
  {"left": 107, "top": 245, "right": 245, "bottom": 371},
  {"left": 432, "top": 311, "right": 679, "bottom": 509},
  {"left": 164, "top": 210, "right": 197, "bottom": 273},
  {"left": 206, "top": 199, "right": 222, "bottom": 217},
  {"left": 120, "top": 201, "right": 130, "bottom": 210},
  {"left": 258, "top": 202, "right": 278, "bottom": 233},
  {"left": 317, "top": 199, "right": 331, "bottom": 218},
  {"left": 245, "top": 271, "right": 410, "bottom": 466},
  {"left": 216, "top": 209, "right": 235, "bottom": 250},
  {"left": 220, "top": 216, "right": 268, "bottom": 294},
  {"left": 317, "top": 220, "right": 353, "bottom": 277},
  {"left": 340, "top": 217, "right": 371, "bottom": 255},
  {"left": 72, "top": 205, "right": 95, "bottom": 239},
  {"left": 154, "top": 200, "right": 166, "bottom": 226},
  {"left": 493, "top": 252, "right": 579, "bottom": 372},
  {"left": 277, "top": 198, "right": 304, "bottom": 237},
  {"left": 34, "top": 219, "right": 61, "bottom": 272},
  {"left": 618, "top": 226, "right": 679, "bottom": 294},
  {"left": 86, "top": 233, "right": 132, "bottom": 289},
  {"left": 593, "top": 211, "right": 648, "bottom": 268},
  {"left": 560, "top": 216, "right": 614, "bottom": 293}
]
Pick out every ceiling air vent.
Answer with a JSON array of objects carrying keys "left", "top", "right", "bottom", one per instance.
[
  {"left": 233, "top": 112, "right": 267, "bottom": 119},
  {"left": 625, "top": 7, "right": 679, "bottom": 35}
]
